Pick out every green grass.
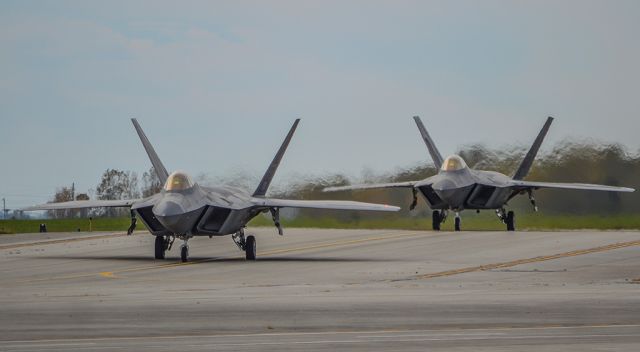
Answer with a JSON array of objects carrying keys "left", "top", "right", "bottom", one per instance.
[
  {"left": 1, "top": 212, "right": 638, "bottom": 234},
  {"left": 249, "top": 212, "right": 640, "bottom": 231},
  {"left": 0, "top": 217, "right": 138, "bottom": 234}
]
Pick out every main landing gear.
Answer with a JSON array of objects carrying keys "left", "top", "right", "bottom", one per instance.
[
  {"left": 497, "top": 208, "right": 516, "bottom": 231},
  {"left": 432, "top": 210, "right": 448, "bottom": 231},
  {"left": 154, "top": 235, "right": 174, "bottom": 260},
  {"left": 180, "top": 238, "right": 190, "bottom": 263},
  {"left": 232, "top": 228, "right": 257, "bottom": 260}
]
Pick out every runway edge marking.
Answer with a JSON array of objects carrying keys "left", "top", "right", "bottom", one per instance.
[{"left": 415, "top": 239, "right": 640, "bottom": 280}]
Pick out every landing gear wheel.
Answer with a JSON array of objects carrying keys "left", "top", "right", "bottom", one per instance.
[
  {"left": 454, "top": 217, "right": 461, "bottom": 231},
  {"left": 245, "top": 235, "right": 256, "bottom": 260},
  {"left": 506, "top": 211, "right": 516, "bottom": 231},
  {"left": 154, "top": 236, "right": 166, "bottom": 259},
  {"left": 180, "top": 245, "right": 189, "bottom": 263},
  {"left": 432, "top": 211, "right": 441, "bottom": 231}
]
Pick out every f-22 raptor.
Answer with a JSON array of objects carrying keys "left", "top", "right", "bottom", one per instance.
[
  {"left": 324, "top": 116, "right": 634, "bottom": 231},
  {"left": 23, "top": 119, "right": 399, "bottom": 262}
]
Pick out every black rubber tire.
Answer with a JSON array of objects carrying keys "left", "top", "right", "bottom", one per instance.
[
  {"left": 454, "top": 217, "right": 461, "bottom": 231},
  {"left": 432, "top": 211, "right": 441, "bottom": 231},
  {"left": 245, "top": 235, "right": 256, "bottom": 260},
  {"left": 154, "top": 236, "right": 165, "bottom": 259},
  {"left": 506, "top": 211, "right": 515, "bottom": 231},
  {"left": 180, "top": 245, "right": 189, "bottom": 263}
]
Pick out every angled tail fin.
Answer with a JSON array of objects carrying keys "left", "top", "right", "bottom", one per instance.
[
  {"left": 252, "top": 119, "right": 300, "bottom": 197},
  {"left": 131, "top": 118, "right": 170, "bottom": 184},
  {"left": 413, "top": 116, "right": 444, "bottom": 169},
  {"left": 512, "top": 116, "right": 554, "bottom": 180}
]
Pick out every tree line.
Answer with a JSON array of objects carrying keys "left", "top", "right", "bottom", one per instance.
[
  {"left": 48, "top": 140, "right": 640, "bottom": 219},
  {"left": 48, "top": 167, "right": 161, "bottom": 218}
]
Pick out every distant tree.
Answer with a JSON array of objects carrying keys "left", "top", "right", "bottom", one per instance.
[
  {"left": 76, "top": 193, "right": 90, "bottom": 200},
  {"left": 75, "top": 193, "right": 90, "bottom": 218},
  {"left": 95, "top": 169, "right": 140, "bottom": 217},
  {"left": 141, "top": 167, "right": 162, "bottom": 197},
  {"left": 48, "top": 186, "right": 74, "bottom": 219}
]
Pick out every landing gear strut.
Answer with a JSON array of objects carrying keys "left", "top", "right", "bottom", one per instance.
[
  {"left": 127, "top": 210, "right": 137, "bottom": 236},
  {"left": 270, "top": 208, "right": 283, "bottom": 236},
  {"left": 432, "top": 210, "right": 447, "bottom": 231},
  {"left": 232, "top": 228, "right": 257, "bottom": 260},
  {"left": 527, "top": 190, "right": 539, "bottom": 212},
  {"left": 154, "top": 235, "right": 174, "bottom": 259},
  {"left": 454, "top": 212, "right": 461, "bottom": 231},
  {"left": 409, "top": 188, "right": 418, "bottom": 211}
]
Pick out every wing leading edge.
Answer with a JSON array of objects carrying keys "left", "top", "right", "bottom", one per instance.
[
  {"left": 21, "top": 199, "right": 142, "bottom": 211},
  {"left": 251, "top": 198, "right": 400, "bottom": 212},
  {"left": 323, "top": 181, "right": 417, "bottom": 193},
  {"left": 510, "top": 180, "right": 634, "bottom": 193}
]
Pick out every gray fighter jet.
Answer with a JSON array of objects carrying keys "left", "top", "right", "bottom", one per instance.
[
  {"left": 23, "top": 119, "right": 399, "bottom": 262},
  {"left": 324, "top": 116, "right": 634, "bottom": 231}
]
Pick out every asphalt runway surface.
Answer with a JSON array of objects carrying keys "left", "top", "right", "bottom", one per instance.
[{"left": 1, "top": 228, "right": 639, "bottom": 351}]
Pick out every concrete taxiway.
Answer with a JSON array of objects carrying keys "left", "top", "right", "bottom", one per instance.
[{"left": 1, "top": 228, "right": 639, "bottom": 351}]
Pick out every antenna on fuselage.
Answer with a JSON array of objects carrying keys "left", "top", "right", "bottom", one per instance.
[
  {"left": 512, "top": 116, "right": 554, "bottom": 180},
  {"left": 252, "top": 118, "right": 300, "bottom": 197},
  {"left": 131, "top": 118, "right": 170, "bottom": 184}
]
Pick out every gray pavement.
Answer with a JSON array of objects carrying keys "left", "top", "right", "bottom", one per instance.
[{"left": 1, "top": 228, "right": 639, "bottom": 351}]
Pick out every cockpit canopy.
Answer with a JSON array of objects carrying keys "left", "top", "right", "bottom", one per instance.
[
  {"left": 164, "top": 171, "right": 195, "bottom": 191},
  {"left": 441, "top": 155, "right": 468, "bottom": 172}
]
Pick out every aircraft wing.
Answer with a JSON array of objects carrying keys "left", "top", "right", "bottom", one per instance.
[
  {"left": 21, "top": 199, "right": 142, "bottom": 211},
  {"left": 323, "top": 181, "right": 417, "bottom": 193},
  {"left": 509, "top": 180, "right": 635, "bottom": 193},
  {"left": 251, "top": 198, "right": 400, "bottom": 212}
]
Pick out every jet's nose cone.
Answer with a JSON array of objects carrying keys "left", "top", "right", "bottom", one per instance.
[
  {"left": 153, "top": 200, "right": 189, "bottom": 234},
  {"left": 432, "top": 179, "right": 474, "bottom": 209},
  {"left": 153, "top": 200, "right": 184, "bottom": 217},
  {"left": 432, "top": 179, "right": 456, "bottom": 192}
]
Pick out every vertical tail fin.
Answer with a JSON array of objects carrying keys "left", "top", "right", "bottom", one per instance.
[
  {"left": 413, "top": 116, "right": 444, "bottom": 169},
  {"left": 512, "top": 116, "right": 554, "bottom": 180},
  {"left": 131, "top": 118, "right": 170, "bottom": 184},
  {"left": 252, "top": 119, "right": 300, "bottom": 197}
]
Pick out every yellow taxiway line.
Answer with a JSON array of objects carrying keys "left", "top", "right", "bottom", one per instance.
[
  {"left": 416, "top": 239, "right": 640, "bottom": 280},
  {"left": 16, "top": 231, "right": 423, "bottom": 282}
]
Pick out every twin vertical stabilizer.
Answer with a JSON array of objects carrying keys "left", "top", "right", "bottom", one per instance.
[
  {"left": 131, "top": 118, "right": 170, "bottom": 184},
  {"left": 413, "top": 116, "right": 444, "bottom": 169},
  {"left": 253, "top": 119, "right": 301, "bottom": 197},
  {"left": 512, "top": 116, "right": 554, "bottom": 180}
]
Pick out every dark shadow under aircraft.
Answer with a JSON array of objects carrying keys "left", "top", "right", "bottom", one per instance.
[
  {"left": 23, "top": 119, "right": 399, "bottom": 262},
  {"left": 324, "top": 116, "right": 634, "bottom": 231}
]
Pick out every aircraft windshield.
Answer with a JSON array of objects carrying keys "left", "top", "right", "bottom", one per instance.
[
  {"left": 164, "top": 171, "right": 194, "bottom": 191},
  {"left": 441, "top": 155, "right": 468, "bottom": 172}
]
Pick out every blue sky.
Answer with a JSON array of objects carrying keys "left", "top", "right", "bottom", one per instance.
[{"left": 1, "top": 0, "right": 639, "bottom": 208}]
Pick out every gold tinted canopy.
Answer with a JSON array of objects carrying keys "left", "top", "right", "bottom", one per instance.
[
  {"left": 441, "top": 155, "right": 468, "bottom": 172},
  {"left": 164, "top": 171, "right": 194, "bottom": 191}
]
